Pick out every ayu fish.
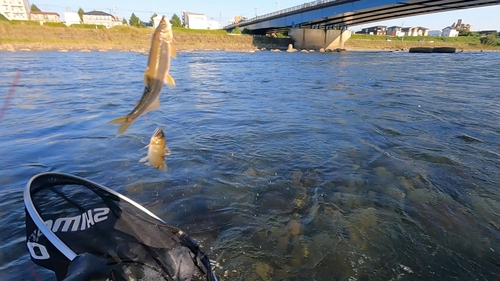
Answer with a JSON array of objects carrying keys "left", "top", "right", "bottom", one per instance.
[
  {"left": 140, "top": 127, "right": 170, "bottom": 171},
  {"left": 109, "top": 16, "right": 176, "bottom": 136}
]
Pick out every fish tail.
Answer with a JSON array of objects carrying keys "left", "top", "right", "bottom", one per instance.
[
  {"left": 159, "top": 161, "right": 168, "bottom": 172},
  {"left": 108, "top": 115, "right": 133, "bottom": 136}
]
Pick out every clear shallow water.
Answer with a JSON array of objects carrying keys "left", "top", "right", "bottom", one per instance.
[{"left": 0, "top": 50, "right": 499, "bottom": 280}]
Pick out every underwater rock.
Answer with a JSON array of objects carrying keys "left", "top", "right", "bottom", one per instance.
[
  {"left": 254, "top": 262, "right": 273, "bottom": 280},
  {"left": 287, "top": 219, "right": 301, "bottom": 236}
]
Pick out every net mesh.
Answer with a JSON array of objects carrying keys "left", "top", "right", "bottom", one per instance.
[{"left": 25, "top": 173, "right": 215, "bottom": 281}]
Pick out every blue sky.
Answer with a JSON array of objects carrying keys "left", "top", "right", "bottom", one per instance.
[{"left": 34, "top": 0, "right": 500, "bottom": 31}]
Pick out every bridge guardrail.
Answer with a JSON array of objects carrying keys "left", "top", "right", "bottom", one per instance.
[{"left": 223, "top": 0, "right": 340, "bottom": 29}]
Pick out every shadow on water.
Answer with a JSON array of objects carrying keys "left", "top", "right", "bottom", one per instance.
[{"left": 0, "top": 50, "right": 500, "bottom": 280}]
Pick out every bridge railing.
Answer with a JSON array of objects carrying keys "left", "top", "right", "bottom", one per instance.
[{"left": 224, "top": 0, "right": 340, "bottom": 29}]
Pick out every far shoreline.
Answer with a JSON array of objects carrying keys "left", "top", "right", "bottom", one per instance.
[
  {"left": 2, "top": 43, "right": 499, "bottom": 54},
  {"left": 2, "top": 22, "right": 499, "bottom": 54}
]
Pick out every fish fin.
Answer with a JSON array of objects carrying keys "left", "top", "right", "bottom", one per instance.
[
  {"left": 164, "top": 148, "right": 171, "bottom": 156},
  {"left": 158, "top": 162, "right": 168, "bottom": 172},
  {"left": 165, "top": 74, "right": 175, "bottom": 87},
  {"left": 145, "top": 162, "right": 152, "bottom": 166},
  {"left": 108, "top": 116, "right": 132, "bottom": 136},
  {"left": 140, "top": 144, "right": 150, "bottom": 150},
  {"left": 139, "top": 156, "right": 148, "bottom": 163},
  {"left": 148, "top": 98, "right": 160, "bottom": 111},
  {"left": 143, "top": 66, "right": 150, "bottom": 86},
  {"left": 171, "top": 43, "right": 177, "bottom": 58}
]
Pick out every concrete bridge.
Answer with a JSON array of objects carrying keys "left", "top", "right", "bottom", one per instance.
[{"left": 224, "top": 0, "right": 500, "bottom": 50}]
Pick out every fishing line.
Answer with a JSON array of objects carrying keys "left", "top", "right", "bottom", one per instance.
[{"left": 0, "top": 70, "right": 21, "bottom": 124}]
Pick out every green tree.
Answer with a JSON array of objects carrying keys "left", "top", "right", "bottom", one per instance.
[
  {"left": 77, "top": 8, "right": 84, "bottom": 23},
  {"left": 150, "top": 13, "right": 157, "bottom": 26},
  {"left": 30, "top": 4, "right": 41, "bottom": 12},
  {"left": 129, "top": 13, "right": 140, "bottom": 27},
  {"left": 458, "top": 30, "right": 472, "bottom": 37},
  {"left": 122, "top": 18, "right": 127, "bottom": 25},
  {"left": 480, "top": 33, "right": 499, "bottom": 45},
  {"left": 242, "top": 28, "right": 252, "bottom": 34},
  {"left": 231, "top": 26, "right": 241, "bottom": 34},
  {"left": 170, "top": 14, "right": 182, "bottom": 27}
]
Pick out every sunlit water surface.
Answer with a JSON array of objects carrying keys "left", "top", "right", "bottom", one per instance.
[{"left": 0, "top": 50, "right": 499, "bottom": 280}]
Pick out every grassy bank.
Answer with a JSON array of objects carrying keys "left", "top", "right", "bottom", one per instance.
[
  {"left": 0, "top": 21, "right": 292, "bottom": 52},
  {"left": 346, "top": 34, "right": 500, "bottom": 51},
  {"left": 1, "top": 20, "right": 499, "bottom": 52}
]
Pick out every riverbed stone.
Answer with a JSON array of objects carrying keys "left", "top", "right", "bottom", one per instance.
[
  {"left": 407, "top": 188, "right": 437, "bottom": 204},
  {"left": 254, "top": 262, "right": 273, "bottom": 280},
  {"left": 287, "top": 219, "right": 301, "bottom": 236}
]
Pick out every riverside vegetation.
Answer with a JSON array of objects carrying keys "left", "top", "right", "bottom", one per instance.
[
  {"left": 0, "top": 20, "right": 292, "bottom": 52},
  {"left": 1, "top": 18, "right": 499, "bottom": 52},
  {"left": 346, "top": 33, "right": 500, "bottom": 52}
]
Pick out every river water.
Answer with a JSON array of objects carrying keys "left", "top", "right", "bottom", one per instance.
[{"left": 0, "top": 50, "right": 499, "bottom": 280}]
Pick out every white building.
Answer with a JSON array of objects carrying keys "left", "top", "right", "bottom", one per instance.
[
  {"left": 82, "top": 10, "right": 122, "bottom": 28},
  {"left": 207, "top": 20, "right": 221, "bottom": 30},
  {"left": 386, "top": 26, "right": 404, "bottom": 37},
  {"left": 442, "top": 26, "right": 459, "bottom": 37},
  {"left": 0, "top": 0, "right": 30, "bottom": 20},
  {"left": 64, "top": 11, "right": 81, "bottom": 26},
  {"left": 182, "top": 11, "right": 208, "bottom": 29}
]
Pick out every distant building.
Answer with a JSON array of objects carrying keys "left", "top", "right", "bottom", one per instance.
[
  {"left": 416, "top": 27, "right": 429, "bottom": 36},
  {"left": 401, "top": 27, "right": 417, "bottom": 36},
  {"left": 207, "top": 20, "right": 221, "bottom": 30},
  {"left": 428, "top": 30, "right": 442, "bottom": 37},
  {"left": 30, "top": 11, "right": 61, "bottom": 23},
  {"left": 64, "top": 12, "right": 81, "bottom": 26},
  {"left": 182, "top": 11, "right": 208, "bottom": 29},
  {"left": 442, "top": 26, "right": 459, "bottom": 37},
  {"left": 0, "top": 0, "right": 30, "bottom": 20},
  {"left": 386, "top": 26, "right": 404, "bottom": 37},
  {"left": 82, "top": 10, "right": 122, "bottom": 28},
  {"left": 452, "top": 18, "right": 472, "bottom": 31},
  {"left": 360, "top": 25, "right": 386, "bottom": 35},
  {"left": 400, "top": 27, "right": 428, "bottom": 36},
  {"left": 233, "top": 15, "right": 243, "bottom": 24},
  {"left": 477, "top": 30, "right": 497, "bottom": 35}
]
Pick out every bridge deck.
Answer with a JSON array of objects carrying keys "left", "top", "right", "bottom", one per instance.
[{"left": 224, "top": 0, "right": 500, "bottom": 31}]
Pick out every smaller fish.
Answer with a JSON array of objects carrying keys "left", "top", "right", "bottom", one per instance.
[{"left": 139, "top": 127, "right": 170, "bottom": 171}]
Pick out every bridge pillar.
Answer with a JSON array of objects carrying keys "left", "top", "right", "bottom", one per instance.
[{"left": 288, "top": 28, "right": 352, "bottom": 50}]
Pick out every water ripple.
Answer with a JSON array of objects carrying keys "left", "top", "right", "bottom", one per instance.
[{"left": 0, "top": 51, "right": 499, "bottom": 280}]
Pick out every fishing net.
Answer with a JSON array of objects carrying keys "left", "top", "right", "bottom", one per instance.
[{"left": 25, "top": 172, "right": 217, "bottom": 281}]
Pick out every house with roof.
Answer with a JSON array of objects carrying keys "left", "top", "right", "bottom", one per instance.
[
  {"left": 415, "top": 27, "right": 429, "bottom": 36},
  {"left": 182, "top": 11, "right": 208, "bottom": 29},
  {"left": 82, "top": 10, "right": 122, "bottom": 28},
  {"left": 30, "top": 11, "right": 61, "bottom": 23},
  {"left": 386, "top": 26, "right": 404, "bottom": 37},
  {"left": 360, "top": 25, "right": 387, "bottom": 35},
  {"left": 442, "top": 26, "right": 459, "bottom": 37}
]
